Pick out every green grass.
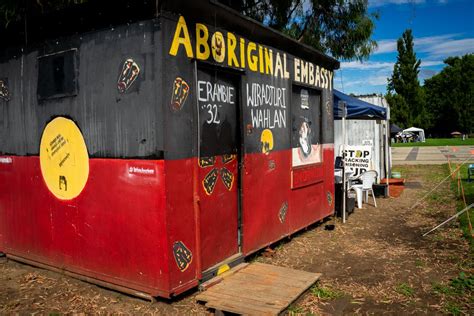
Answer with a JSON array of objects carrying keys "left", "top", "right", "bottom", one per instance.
[
  {"left": 448, "top": 164, "right": 474, "bottom": 250},
  {"left": 287, "top": 304, "right": 315, "bottom": 315},
  {"left": 310, "top": 285, "right": 344, "bottom": 300},
  {"left": 450, "top": 272, "right": 474, "bottom": 292},
  {"left": 444, "top": 302, "right": 462, "bottom": 316},
  {"left": 432, "top": 273, "right": 473, "bottom": 315},
  {"left": 287, "top": 304, "right": 305, "bottom": 315},
  {"left": 395, "top": 283, "right": 415, "bottom": 297},
  {"left": 432, "top": 282, "right": 457, "bottom": 296},
  {"left": 392, "top": 138, "right": 474, "bottom": 147}
]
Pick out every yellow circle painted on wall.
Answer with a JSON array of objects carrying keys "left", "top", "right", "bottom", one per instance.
[{"left": 39, "top": 117, "right": 89, "bottom": 200}]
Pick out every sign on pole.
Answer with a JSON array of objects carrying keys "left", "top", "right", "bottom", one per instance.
[{"left": 341, "top": 145, "right": 373, "bottom": 177}]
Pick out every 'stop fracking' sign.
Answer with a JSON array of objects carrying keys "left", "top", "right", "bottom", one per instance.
[{"left": 341, "top": 145, "right": 373, "bottom": 177}]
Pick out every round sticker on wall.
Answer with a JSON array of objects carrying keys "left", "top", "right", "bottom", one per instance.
[{"left": 39, "top": 117, "right": 89, "bottom": 200}]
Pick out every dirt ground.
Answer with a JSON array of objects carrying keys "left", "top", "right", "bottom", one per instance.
[{"left": 1, "top": 165, "right": 472, "bottom": 315}]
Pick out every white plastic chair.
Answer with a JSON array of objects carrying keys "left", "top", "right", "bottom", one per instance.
[{"left": 349, "top": 170, "right": 378, "bottom": 209}]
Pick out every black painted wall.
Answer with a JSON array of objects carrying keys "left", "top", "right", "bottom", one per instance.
[
  {"left": 0, "top": 2, "right": 338, "bottom": 161},
  {"left": 0, "top": 20, "right": 164, "bottom": 159}
]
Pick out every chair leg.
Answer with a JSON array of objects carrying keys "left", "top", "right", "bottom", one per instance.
[
  {"left": 371, "top": 189, "right": 377, "bottom": 207},
  {"left": 354, "top": 187, "right": 363, "bottom": 209}
]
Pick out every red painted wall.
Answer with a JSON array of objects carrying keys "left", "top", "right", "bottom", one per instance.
[
  {"left": 241, "top": 146, "right": 334, "bottom": 255},
  {"left": 242, "top": 150, "right": 290, "bottom": 254},
  {"left": 163, "top": 158, "right": 199, "bottom": 294},
  {"left": 0, "top": 156, "right": 170, "bottom": 296},
  {"left": 197, "top": 155, "right": 239, "bottom": 271},
  {"left": 0, "top": 147, "right": 334, "bottom": 297}
]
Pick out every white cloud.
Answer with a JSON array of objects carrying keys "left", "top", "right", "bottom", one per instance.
[
  {"left": 367, "top": 75, "right": 391, "bottom": 86},
  {"left": 421, "top": 60, "right": 444, "bottom": 67},
  {"left": 373, "top": 33, "right": 473, "bottom": 59},
  {"left": 369, "top": 0, "right": 450, "bottom": 7},
  {"left": 337, "top": 59, "right": 445, "bottom": 94},
  {"left": 341, "top": 61, "right": 394, "bottom": 70},
  {"left": 375, "top": 39, "right": 398, "bottom": 54},
  {"left": 419, "top": 38, "right": 474, "bottom": 57},
  {"left": 374, "top": 34, "right": 458, "bottom": 54},
  {"left": 343, "top": 75, "right": 390, "bottom": 88},
  {"left": 336, "top": 31, "right": 472, "bottom": 94},
  {"left": 415, "top": 33, "right": 460, "bottom": 46},
  {"left": 341, "top": 60, "right": 443, "bottom": 72},
  {"left": 369, "top": 0, "right": 425, "bottom": 7}
]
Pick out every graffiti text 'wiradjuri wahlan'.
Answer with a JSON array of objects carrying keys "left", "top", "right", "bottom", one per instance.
[{"left": 247, "top": 83, "right": 286, "bottom": 130}]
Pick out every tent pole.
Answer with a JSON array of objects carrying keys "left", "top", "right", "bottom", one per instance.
[
  {"left": 341, "top": 101, "right": 347, "bottom": 224},
  {"left": 385, "top": 103, "right": 391, "bottom": 196},
  {"left": 385, "top": 120, "right": 390, "bottom": 196}
]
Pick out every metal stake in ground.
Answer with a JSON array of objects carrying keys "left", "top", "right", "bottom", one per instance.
[{"left": 422, "top": 203, "right": 474, "bottom": 237}]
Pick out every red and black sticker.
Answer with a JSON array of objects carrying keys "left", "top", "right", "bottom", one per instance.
[
  {"left": 327, "top": 191, "right": 333, "bottom": 206},
  {"left": 117, "top": 59, "right": 140, "bottom": 93},
  {"left": 268, "top": 159, "right": 276, "bottom": 170},
  {"left": 222, "top": 154, "right": 236, "bottom": 164},
  {"left": 0, "top": 78, "right": 10, "bottom": 101},
  {"left": 171, "top": 77, "right": 190, "bottom": 111},
  {"left": 173, "top": 241, "right": 193, "bottom": 272},
  {"left": 202, "top": 168, "right": 219, "bottom": 195},
  {"left": 279, "top": 201, "right": 288, "bottom": 223},
  {"left": 199, "top": 156, "right": 216, "bottom": 168},
  {"left": 220, "top": 167, "right": 234, "bottom": 191}
]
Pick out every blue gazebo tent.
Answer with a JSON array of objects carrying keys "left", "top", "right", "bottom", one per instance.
[{"left": 333, "top": 89, "right": 387, "bottom": 120}]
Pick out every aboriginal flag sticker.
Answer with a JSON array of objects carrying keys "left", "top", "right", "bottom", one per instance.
[{"left": 39, "top": 117, "right": 89, "bottom": 200}]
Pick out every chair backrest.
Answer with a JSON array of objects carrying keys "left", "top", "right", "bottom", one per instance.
[
  {"left": 360, "top": 170, "right": 378, "bottom": 189},
  {"left": 335, "top": 156, "right": 344, "bottom": 169}
]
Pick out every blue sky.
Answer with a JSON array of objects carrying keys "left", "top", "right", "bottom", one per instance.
[{"left": 334, "top": 0, "right": 474, "bottom": 95}]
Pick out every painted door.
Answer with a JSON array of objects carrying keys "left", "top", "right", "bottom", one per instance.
[{"left": 197, "top": 67, "right": 240, "bottom": 271}]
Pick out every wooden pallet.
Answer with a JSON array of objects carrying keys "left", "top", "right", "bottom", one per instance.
[{"left": 196, "top": 262, "right": 321, "bottom": 315}]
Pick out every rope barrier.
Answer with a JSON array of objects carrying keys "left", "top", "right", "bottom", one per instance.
[
  {"left": 459, "top": 170, "right": 473, "bottom": 237},
  {"left": 423, "top": 203, "right": 474, "bottom": 237},
  {"left": 410, "top": 155, "right": 473, "bottom": 211},
  {"left": 451, "top": 147, "right": 473, "bottom": 238},
  {"left": 418, "top": 146, "right": 473, "bottom": 237}
]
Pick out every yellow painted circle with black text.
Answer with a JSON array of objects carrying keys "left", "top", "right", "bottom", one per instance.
[{"left": 40, "top": 117, "right": 89, "bottom": 200}]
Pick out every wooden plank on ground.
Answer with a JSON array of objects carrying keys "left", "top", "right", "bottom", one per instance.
[{"left": 196, "top": 262, "right": 321, "bottom": 315}]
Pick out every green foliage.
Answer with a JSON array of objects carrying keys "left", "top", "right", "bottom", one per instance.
[
  {"left": 310, "top": 284, "right": 343, "bottom": 299},
  {"left": 432, "top": 273, "right": 473, "bottom": 315},
  {"left": 450, "top": 272, "right": 474, "bottom": 293},
  {"left": 432, "top": 282, "right": 457, "bottom": 296},
  {"left": 0, "top": 0, "right": 88, "bottom": 27},
  {"left": 386, "top": 29, "right": 428, "bottom": 129},
  {"left": 228, "top": 0, "right": 378, "bottom": 61},
  {"left": 287, "top": 304, "right": 308, "bottom": 315},
  {"left": 432, "top": 273, "right": 474, "bottom": 296},
  {"left": 447, "top": 163, "right": 474, "bottom": 250},
  {"left": 387, "top": 32, "right": 472, "bottom": 135},
  {"left": 386, "top": 92, "right": 410, "bottom": 127},
  {"left": 0, "top": 0, "right": 18, "bottom": 27},
  {"left": 424, "top": 54, "right": 474, "bottom": 136},
  {"left": 395, "top": 283, "right": 415, "bottom": 297},
  {"left": 444, "top": 301, "right": 462, "bottom": 316}
]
